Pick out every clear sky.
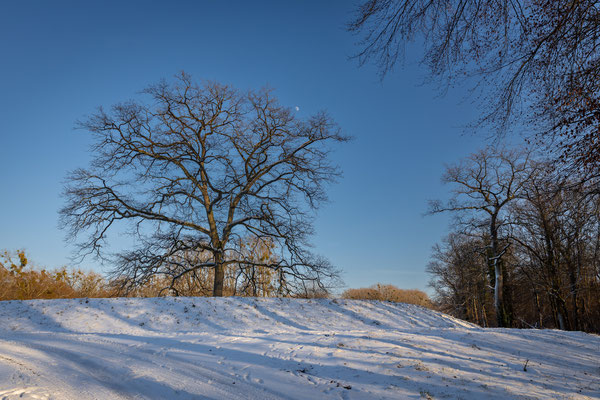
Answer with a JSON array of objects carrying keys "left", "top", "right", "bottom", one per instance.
[{"left": 0, "top": 0, "right": 487, "bottom": 294}]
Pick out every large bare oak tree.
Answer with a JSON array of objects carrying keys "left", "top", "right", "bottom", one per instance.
[{"left": 61, "top": 73, "right": 348, "bottom": 296}]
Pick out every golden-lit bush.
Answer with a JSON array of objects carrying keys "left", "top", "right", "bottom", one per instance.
[
  {"left": 0, "top": 250, "right": 112, "bottom": 300},
  {"left": 341, "top": 283, "right": 433, "bottom": 308}
]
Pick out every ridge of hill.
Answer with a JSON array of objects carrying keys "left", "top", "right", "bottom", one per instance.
[{"left": 0, "top": 297, "right": 597, "bottom": 399}]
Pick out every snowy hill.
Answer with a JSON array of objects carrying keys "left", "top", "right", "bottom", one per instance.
[{"left": 0, "top": 297, "right": 597, "bottom": 399}]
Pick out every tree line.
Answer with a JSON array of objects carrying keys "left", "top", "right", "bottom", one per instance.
[
  {"left": 2, "top": 249, "right": 433, "bottom": 307},
  {"left": 348, "top": 1, "right": 600, "bottom": 333},
  {"left": 427, "top": 147, "right": 600, "bottom": 333}
]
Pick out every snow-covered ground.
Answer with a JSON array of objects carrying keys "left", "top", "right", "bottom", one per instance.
[{"left": 0, "top": 297, "right": 597, "bottom": 399}]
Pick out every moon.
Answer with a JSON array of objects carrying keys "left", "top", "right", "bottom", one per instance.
[{"left": 295, "top": 106, "right": 300, "bottom": 111}]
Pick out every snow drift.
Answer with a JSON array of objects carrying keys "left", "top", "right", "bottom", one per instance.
[{"left": 0, "top": 297, "right": 597, "bottom": 399}]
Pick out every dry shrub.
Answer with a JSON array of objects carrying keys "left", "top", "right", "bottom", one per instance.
[
  {"left": 0, "top": 250, "right": 112, "bottom": 300},
  {"left": 341, "top": 283, "right": 433, "bottom": 308}
]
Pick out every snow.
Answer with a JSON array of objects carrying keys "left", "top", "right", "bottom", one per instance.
[{"left": 0, "top": 297, "right": 598, "bottom": 399}]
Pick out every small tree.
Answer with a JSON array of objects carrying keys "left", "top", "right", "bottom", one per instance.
[
  {"left": 427, "top": 233, "right": 497, "bottom": 327},
  {"left": 61, "top": 73, "right": 347, "bottom": 297}
]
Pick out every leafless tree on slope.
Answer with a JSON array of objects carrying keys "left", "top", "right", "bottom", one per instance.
[{"left": 61, "top": 73, "right": 348, "bottom": 296}]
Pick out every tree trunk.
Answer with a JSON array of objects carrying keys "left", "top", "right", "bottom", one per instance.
[
  {"left": 277, "top": 269, "right": 286, "bottom": 296},
  {"left": 213, "top": 251, "right": 225, "bottom": 297},
  {"left": 568, "top": 247, "right": 582, "bottom": 331},
  {"left": 534, "top": 290, "right": 543, "bottom": 328},
  {"left": 251, "top": 266, "right": 258, "bottom": 297},
  {"left": 490, "top": 212, "right": 509, "bottom": 327},
  {"left": 557, "top": 295, "right": 570, "bottom": 330},
  {"left": 493, "top": 257, "right": 506, "bottom": 326}
]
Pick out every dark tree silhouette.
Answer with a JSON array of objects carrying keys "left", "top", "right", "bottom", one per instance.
[
  {"left": 349, "top": 0, "right": 600, "bottom": 173},
  {"left": 428, "top": 147, "right": 535, "bottom": 327},
  {"left": 429, "top": 160, "right": 600, "bottom": 333},
  {"left": 61, "top": 73, "right": 347, "bottom": 296}
]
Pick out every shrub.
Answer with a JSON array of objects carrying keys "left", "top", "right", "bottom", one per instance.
[
  {"left": 341, "top": 283, "right": 433, "bottom": 308},
  {"left": 0, "top": 250, "right": 112, "bottom": 300}
]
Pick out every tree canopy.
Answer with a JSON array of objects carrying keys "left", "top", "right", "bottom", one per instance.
[
  {"left": 349, "top": 0, "right": 600, "bottom": 173},
  {"left": 61, "top": 73, "right": 348, "bottom": 296}
]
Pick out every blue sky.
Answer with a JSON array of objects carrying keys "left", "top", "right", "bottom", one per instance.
[{"left": 0, "top": 0, "right": 487, "bottom": 294}]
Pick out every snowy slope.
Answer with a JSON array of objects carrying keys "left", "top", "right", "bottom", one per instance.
[{"left": 0, "top": 297, "right": 598, "bottom": 399}]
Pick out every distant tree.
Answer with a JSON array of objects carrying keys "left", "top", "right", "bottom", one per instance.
[
  {"left": 428, "top": 147, "right": 535, "bottom": 327},
  {"left": 342, "top": 283, "right": 433, "bottom": 308},
  {"left": 348, "top": 0, "right": 600, "bottom": 173},
  {"left": 510, "top": 165, "right": 600, "bottom": 331},
  {"left": 427, "top": 233, "right": 493, "bottom": 326},
  {"left": 428, "top": 157, "right": 600, "bottom": 333},
  {"left": 232, "top": 237, "right": 280, "bottom": 297},
  {"left": 61, "top": 73, "right": 347, "bottom": 297}
]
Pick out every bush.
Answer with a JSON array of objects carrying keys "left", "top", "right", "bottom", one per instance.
[
  {"left": 0, "top": 250, "right": 112, "bottom": 300},
  {"left": 341, "top": 283, "right": 433, "bottom": 308}
]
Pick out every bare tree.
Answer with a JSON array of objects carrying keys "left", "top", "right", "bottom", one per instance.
[
  {"left": 348, "top": 0, "right": 600, "bottom": 173},
  {"left": 61, "top": 73, "right": 348, "bottom": 297},
  {"left": 427, "top": 233, "right": 494, "bottom": 326},
  {"left": 428, "top": 147, "right": 535, "bottom": 327},
  {"left": 429, "top": 156, "right": 600, "bottom": 333},
  {"left": 510, "top": 165, "right": 600, "bottom": 331}
]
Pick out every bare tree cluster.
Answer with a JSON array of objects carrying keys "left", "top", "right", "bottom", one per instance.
[
  {"left": 428, "top": 234, "right": 499, "bottom": 327},
  {"left": 428, "top": 147, "right": 535, "bottom": 327},
  {"left": 61, "top": 73, "right": 347, "bottom": 297},
  {"left": 349, "top": 0, "right": 600, "bottom": 174},
  {"left": 428, "top": 148, "right": 600, "bottom": 333},
  {"left": 510, "top": 170, "right": 600, "bottom": 331}
]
